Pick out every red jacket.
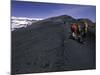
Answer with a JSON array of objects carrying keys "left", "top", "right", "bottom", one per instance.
[{"left": 71, "top": 23, "right": 78, "bottom": 33}]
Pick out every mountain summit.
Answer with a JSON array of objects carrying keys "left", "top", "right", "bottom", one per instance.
[{"left": 12, "top": 15, "right": 95, "bottom": 31}]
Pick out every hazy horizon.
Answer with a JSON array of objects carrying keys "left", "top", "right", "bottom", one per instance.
[{"left": 11, "top": 1, "right": 96, "bottom": 22}]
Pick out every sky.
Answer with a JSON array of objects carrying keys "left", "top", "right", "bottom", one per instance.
[{"left": 11, "top": 1, "right": 96, "bottom": 22}]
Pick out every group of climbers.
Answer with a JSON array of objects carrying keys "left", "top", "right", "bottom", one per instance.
[{"left": 70, "top": 21, "right": 88, "bottom": 43}]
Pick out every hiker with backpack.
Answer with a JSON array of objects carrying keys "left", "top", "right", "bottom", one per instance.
[{"left": 70, "top": 22, "right": 88, "bottom": 43}]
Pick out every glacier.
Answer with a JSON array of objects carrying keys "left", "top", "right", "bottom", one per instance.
[{"left": 11, "top": 16, "right": 42, "bottom": 31}]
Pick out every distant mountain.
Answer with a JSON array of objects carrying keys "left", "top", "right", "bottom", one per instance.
[
  {"left": 11, "top": 16, "right": 42, "bottom": 31},
  {"left": 12, "top": 15, "right": 95, "bottom": 33},
  {"left": 25, "top": 15, "right": 77, "bottom": 30}
]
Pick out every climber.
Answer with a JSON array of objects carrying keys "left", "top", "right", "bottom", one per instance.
[
  {"left": 70, "top": 22, "right": 88, "bottom": 43},
  {"left": 70, "top": 23, "right": 78, "bottom": 40}
]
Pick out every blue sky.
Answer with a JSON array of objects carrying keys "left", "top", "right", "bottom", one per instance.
[{"left": 11, "top": 1, "right": 96, "bottom": 22}]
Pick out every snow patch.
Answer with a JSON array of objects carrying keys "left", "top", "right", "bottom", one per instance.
[{"left": 11, "top": 16, "right": 42, "bottom": 31}]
